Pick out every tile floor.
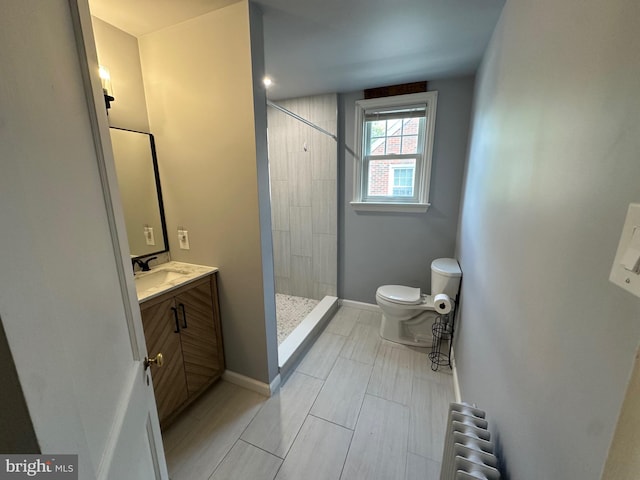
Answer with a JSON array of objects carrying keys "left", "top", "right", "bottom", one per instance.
[{"left": 163, "top": 305, "right": 455, "bottom": 480}]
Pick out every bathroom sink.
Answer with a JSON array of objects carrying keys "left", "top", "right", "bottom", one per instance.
[
  {"left": 135, "top": 268, "right": 189, "bottom": 295},
  {"left": 133, "top": 261, "right": 218, "bottom": 302}
]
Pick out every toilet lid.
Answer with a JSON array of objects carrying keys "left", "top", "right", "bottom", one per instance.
[{"left": 377, "top": 285, "right": 422, "bottom": 305}]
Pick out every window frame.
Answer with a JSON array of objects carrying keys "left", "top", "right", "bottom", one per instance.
[{"left": 351, "top": 91, "right": 438, "bottom": 213}]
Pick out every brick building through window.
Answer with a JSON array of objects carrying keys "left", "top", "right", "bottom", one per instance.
[
  {"left": 352, "top": 91, "right": 437, "bottom": 212},
  {"left": 367, "top": 117, "right": 420, "bottom": 197}
]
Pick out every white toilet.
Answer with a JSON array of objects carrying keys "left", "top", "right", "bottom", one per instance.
[{"left": 376, "top": 258, "right": 462, "bottom": 346}]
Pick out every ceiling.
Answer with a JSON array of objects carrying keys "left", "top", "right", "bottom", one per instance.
[
  {"left": 88, "top": 0, "right": 240, "bottom": 38},
  {"left": 88, "top": 0, "right": 504, "bottom": 100}
]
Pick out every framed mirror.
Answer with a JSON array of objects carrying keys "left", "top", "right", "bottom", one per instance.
[{"left": 109, "top": 127, "right": 168, "bottom": 259}]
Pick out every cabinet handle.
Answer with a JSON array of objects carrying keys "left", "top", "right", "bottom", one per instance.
[
  {"left": 179, "top": 303, "right": 187, "bottom": 328},
  {"left": 171, "top": 307, "right": 180, "bottom": 333}
]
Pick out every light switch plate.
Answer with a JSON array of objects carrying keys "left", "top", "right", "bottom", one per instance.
[
  {"left": 610, "top": 203, "right": 640, "bottom": 297},
  {"left": 178, "top": 229, "right": 190, "bottom": 250}
]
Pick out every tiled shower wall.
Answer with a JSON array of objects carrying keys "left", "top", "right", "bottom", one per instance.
[{"left": 268, "top": 94, "right": 337, "bottom": 300}]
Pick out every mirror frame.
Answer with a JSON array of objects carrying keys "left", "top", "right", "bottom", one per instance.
[{"left": 110, "top": 127, "right": 169, "bottom": 260}]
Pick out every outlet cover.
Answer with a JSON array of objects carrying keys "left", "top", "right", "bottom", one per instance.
[{"left": 178, "top": 230, "right": 190, "bottom": 250}]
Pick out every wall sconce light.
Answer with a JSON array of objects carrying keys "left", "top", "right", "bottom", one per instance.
[{"left": 98, "top": 65, "right": 115, "bottom": 111}]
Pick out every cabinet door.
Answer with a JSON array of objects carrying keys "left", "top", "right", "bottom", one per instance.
[
  {"left": 140, "top": 297, "right": 189, "bottom": 423},
  {"left": 175, "top": 279, "right": 222, "bottom": 396}
]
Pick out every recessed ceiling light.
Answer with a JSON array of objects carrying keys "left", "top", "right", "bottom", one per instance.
[{"left": 263, "top": 76, "right": 273, "bottom": 88}]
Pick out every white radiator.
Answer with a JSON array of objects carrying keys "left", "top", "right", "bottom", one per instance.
[{"left": 440, "top": 403, "right": 501, "bottom": 480}]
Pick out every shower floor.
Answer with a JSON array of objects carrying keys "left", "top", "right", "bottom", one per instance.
[{"left": 276, "top": 293, "right": 319, "bottom": 345}]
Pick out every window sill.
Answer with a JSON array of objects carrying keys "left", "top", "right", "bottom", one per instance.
[{"left": 350, "top": 201, "right": 431, "bottom": 213}]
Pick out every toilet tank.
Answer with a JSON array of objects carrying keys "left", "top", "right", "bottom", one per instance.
[{"left": 431, "top": 258, "right": 462, "bottom": 297}]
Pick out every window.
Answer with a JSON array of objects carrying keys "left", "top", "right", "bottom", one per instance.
[
  {"left": 351, "top": 91, "right": 437, "bottom": 213},
  {"left": 391, "top": 165, "right": 415, "bottom": 197}
]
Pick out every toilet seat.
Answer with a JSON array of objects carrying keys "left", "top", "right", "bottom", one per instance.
[{"left": 376, "top": 285, "right": 422, "bottom": 305}]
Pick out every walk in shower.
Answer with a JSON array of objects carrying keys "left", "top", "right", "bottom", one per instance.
[{"left": 267, "top": 94, "right": 338, "bottom": 367}]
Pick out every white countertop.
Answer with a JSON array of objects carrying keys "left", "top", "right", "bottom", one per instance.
[{"left": 135, "top": 261, "right": 218, "bottom": 303}]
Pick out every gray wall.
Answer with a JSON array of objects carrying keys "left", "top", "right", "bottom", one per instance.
[
  {"left": 268, "top": 94, "right": 338, "bottom": 300},
  {"left": 340, "top": 76, "right": 474, "bottom": 303},
  {"left": 139, "top": 2, "right": 277, "bottom": 384},
  {"left": 456, "top": 0, "right": 640, "bottom": 478},
  {"left": 93, "top": 4, "right": 278, "bottom": 384},
  {"left": 91, "top": 17, "right": 149, "bottom": 132},
  {"left": 249, "top": 2, "right": 279, "bottom": 384},
  {"left": 603, "top": 352, "right": 640, "bottom": 479}
]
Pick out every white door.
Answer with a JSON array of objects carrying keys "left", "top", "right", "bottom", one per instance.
[{"left": 0, "top": 1, "right": 167, "bottom": 478}]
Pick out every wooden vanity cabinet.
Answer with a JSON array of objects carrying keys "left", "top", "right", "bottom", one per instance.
[
  {"left": 175, "top": 280, "right": 223, "bottom": 396},
  {"left": 140, "top": 296, "right": 189, "bottom": 424},
  {"left": 140, "top": 272, "right": 224, "bottom": 427}
]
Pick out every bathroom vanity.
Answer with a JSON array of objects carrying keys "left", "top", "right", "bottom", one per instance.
[
  {"left": 110, "top": 128, "right": 224, "bottom": 427},
  {"left": 136, "top": 262, "right": 224, "bottom": 428}
]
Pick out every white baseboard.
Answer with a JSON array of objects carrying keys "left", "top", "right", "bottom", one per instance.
[
  {"left": 269, "top": 373, "right": 281, "bottom": 396},
  {"left": 339, "top": 299, "right": 380, "bottom": 312},
  {"left": 451, "top": 347, "right": 461, "bottom": 403},
  {"left": 222, "top": 370, "right": 281, "bottom": 397}
]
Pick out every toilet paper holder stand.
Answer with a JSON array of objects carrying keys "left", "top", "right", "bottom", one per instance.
[{"left": 428, "top": 301, "right": 457, "bottom": 371}]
